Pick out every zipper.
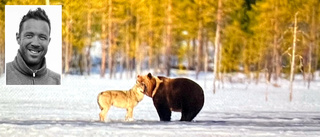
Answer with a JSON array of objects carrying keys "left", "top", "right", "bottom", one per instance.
[
  {"left": 32, "top": 70, "right": 38, "bottom": 85},
  {"left": 32, "top": 72, "right": 35, "bottom": 85}
]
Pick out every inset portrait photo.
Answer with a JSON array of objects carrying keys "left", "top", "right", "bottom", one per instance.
[{"left": 5, "top": 5, "right": 62, "bottom": 85}]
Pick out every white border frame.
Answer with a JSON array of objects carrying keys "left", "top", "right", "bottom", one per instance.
[{"left": 5, "top": 5, "right": 62, "bottom": 83}]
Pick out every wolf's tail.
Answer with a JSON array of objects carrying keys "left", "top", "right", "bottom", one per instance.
[{"left": 97, "top": 92, "right": 103, "bottom": 110}]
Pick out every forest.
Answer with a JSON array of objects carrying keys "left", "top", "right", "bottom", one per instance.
[{"left": 0, "top": 0, "right": 319, "bottom": 84}]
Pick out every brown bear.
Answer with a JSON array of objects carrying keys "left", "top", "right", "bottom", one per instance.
[{"left": 136, "top": 73, "right": 204, "bottom": 121}]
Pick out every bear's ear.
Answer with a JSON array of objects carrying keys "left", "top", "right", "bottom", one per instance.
[{"left": 147, "top": 73, "right": 153, "bottom": 79}]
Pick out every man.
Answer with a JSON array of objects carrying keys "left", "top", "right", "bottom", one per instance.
[{"left": 6, "top": 7, "right": 60, "bottom": 85}]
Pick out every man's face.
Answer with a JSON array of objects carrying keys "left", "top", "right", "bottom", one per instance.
[{"left": 17, "top": 19, "right": 51, "bottom": 66}]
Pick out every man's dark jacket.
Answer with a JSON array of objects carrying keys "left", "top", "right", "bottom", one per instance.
[{"left": 6, "top": 51, "right": 60, "bottom": 85}]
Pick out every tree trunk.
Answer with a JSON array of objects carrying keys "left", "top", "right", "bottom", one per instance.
[
  {"left": 125, "top": 4, "right": 132, "bottom": 79},
  {"left": 148, "top": 4, "right": 154, "bottom": 71},
  {"left": 273, "top": 32, "right": 281, "bottom": 82},
  {"left": 154, "top": 54, "right": 160, "bottom": 75},
  {"left": 0, "top": 30, "right": 3, "bottom": 74},
  {"left": 204, "top": 30, "right": 208, "bottom": 88},
  {"left": 85, "top": 10, "right": 92, "bottom": 76},
  {"left": 213, "top": 0, "right": 222, "bottom": 94},
  {"left": 187, "top": 38, "right": 192, "bottom": 70},
  {"left": 196, "top": 0, "right": 204, "bottom": 79},
  {"left": 273, "top": 3, "right": 281, "bottom": 82},
  {"left": 125, "top": 14, "right": 131, "bottom": 79},
  {"left": 119, "top": 47, "right": 124, "bottom": 79},
  {"left": 191, "top": 39, "right": 197, "bottom": 69},
  {"left": 165, "top": 0, "right": 172, "bottom": 76},
  {"left": 83, "top": 47, "right": 91, "bottom": 76},
  {"left": 108, "top": 0, "right": 114, "bottom": 79},
  {"left": 135, "top": 15, "right": 142, "bottom": 75},
  {"left": 100, "top": 13, "right": 107, "bottom": 78},
  {"left": 308, "top": 7, "right": 316, "bottom": 88},
  {"left": 290, "top": 12, "right": 298, "bottom": 102},
  {"left": 64, "top": 17, "right": 72, "bottom": 74},
  {"left": 316, "top": 48, "right": 319, "bottom": 77}
]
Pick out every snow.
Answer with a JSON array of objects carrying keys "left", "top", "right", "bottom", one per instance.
[{"left": 0, "top": 71, "right": 320, "bottom": 136}]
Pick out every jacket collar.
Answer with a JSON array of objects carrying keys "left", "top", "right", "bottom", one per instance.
[{"left": 12, "top": 50, "right": 47, "bottom": 77}]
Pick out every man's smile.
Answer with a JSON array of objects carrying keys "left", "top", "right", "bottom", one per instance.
[{"left": 27, "top": 48, "right": 42, "bottom": 56}]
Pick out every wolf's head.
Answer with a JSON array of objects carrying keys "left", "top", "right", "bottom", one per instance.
[{"left": 134, "top": 81, "right": 147, "bottom": 94}]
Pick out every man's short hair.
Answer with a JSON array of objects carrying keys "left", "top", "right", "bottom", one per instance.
[{"left": 18, "top": 7, "right": 51, "bottom": 35}]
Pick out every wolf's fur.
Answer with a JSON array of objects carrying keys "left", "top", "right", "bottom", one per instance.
[{"left": 97, "top": 82, "right": 145, "bottom": 121}]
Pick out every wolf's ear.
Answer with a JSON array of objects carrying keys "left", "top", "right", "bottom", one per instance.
[{"left": 147, "top": 73, "right": 153, "bottom": 79}]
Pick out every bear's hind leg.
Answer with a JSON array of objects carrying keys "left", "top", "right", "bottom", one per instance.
[
  {"left": 180, "top": 105, "right": 202, "bottom": 121},
  {"left": 180, "top": 88, "right": 204, "bottom": 121},
  {"left": 180, "top": 111, "right": 196, "bottom": 121}
]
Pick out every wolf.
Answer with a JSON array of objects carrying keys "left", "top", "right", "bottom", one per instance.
[{"left": 97, "top": 82, "right": 146, "bottom": 121}]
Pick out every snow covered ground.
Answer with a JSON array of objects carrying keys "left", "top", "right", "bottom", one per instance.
[{"left": 0, "top": 71, "right": 320, "bottom": 137}]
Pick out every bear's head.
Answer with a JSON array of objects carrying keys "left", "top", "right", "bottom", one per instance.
[{"left": 137, "top": 73, "right": 156, "bottom": 97}]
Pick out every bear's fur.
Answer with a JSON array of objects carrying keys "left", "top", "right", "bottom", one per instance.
[{"left": 137, "top": 73, "right": 204, "bottom": 121}]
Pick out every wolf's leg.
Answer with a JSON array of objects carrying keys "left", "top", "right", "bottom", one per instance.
[
  {"left": 125, "top": 107, "right": 134, "bottom": 121},
  {"left": 99, "top": 106, "right": 110, "bottom": 122}
]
